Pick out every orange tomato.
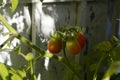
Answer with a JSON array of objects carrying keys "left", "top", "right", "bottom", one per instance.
[
  {"left": 76, "top": 33, "right": 86, "bottom": 48},
  {"left": 66, "top": 39, "right": 81, "bottom": 55},
  {"left": 48, "top": 37, "right": 62, "bottom": 54}
]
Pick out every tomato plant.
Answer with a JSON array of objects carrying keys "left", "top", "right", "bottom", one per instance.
[
  {"left": 1, "top": 0, "right": 120, "bottom": 80},
  {"left": 1, "top": 13, "right": 120, "bottom": 80},
  {"left": 47, "top": 26, "right": 86, "bottom": 55}
]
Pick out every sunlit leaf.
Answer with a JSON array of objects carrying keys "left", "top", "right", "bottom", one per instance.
[
  {"left": 9, "top": 68, "right": 26, "bottom": 80},
  {"left": 111, "top": 36, "right": 118, "bottom": 43},
  {"left": 17, "top": 70, "right": 26, "bottom": 78},
  {"left": 11, "top": 73, "right": 22, "bottom": 80},
  {"left": 11, "top": 0, "right": 19, "bottom": 12},
  {"left": 30, "top": 74, "right": 37, "bottom": 80},
  {"left": 63, "top": 69, "right": 74, "bottom": 80},
  {"left": 89, "top": 64, "right": 97, "bottom": 71},
  {"left": 0, "top": 63, "right": 9, "bottom": 80},
  {"left": 102, "top": 61, "right": 120, "bottom": 80},
  {"left": 110, "top": 46, "right": 120, "bottom": 61},
  {"left": 9, "top": 67, "right": 16, "bottom": 74}
]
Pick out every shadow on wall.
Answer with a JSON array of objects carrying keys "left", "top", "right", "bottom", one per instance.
[
  {"left": 35, "top": 1, "right": 56, "bottom": 39},
  {"left": 0, "top": 3, "right": 31, "bottom": 68}
]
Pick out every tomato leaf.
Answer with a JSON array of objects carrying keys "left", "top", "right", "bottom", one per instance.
[
  {"left": 93, "top": 41, "right": 112, "bottom": 52},
  {"left": 9, "top": 68, "right": 26, "bottom": 80},
  {"left": 11, "top": 0, "right": 19, "bottom": 12},
  {"left": 89, "top": 64, "right": 97, "bottom": 71},
  {"left": 30, "top": 73, "right": 37, "bottom": 80},
  {"left": 40, "top": 0, "right": 44, "bottom": 2},
  {"left": 17, "top": 70, "right": 26, "bottom": 79},
  {"left": 11, "top": 73, "right": 22, "bottom": 80},
  {"left": 0, "top": 63, "right": 9, "bottom": 80},
  {"left": 102, "top": 61, "right": 120, "bottom": 80},
  {"left": 0, "top": 0, "right": 3, "bottom": 5},
  {"left": 110, "top": 46, "right": 120, "bottom": 61}
]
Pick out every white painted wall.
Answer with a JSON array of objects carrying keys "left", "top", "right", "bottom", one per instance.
[
  {"left": 0, "top": 2, "right": 31, "bottom": 67},
  {"left": 0, "top": 0, "right": 108, "bottom": 80}
]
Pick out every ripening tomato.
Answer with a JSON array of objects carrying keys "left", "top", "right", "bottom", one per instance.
[
  {"left": 76, "top": 33, "right": 86, "bottom": 48},
  {"left": 48, "top": 37, "right": 62, "bottom": 54},
  {"left": 66, "top": 39, "right": 81, "bottom": 55}
]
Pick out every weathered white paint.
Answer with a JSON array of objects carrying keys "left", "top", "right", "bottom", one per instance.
[
  {"left": 0, "top": 0, "right": 95, "bottom": 4},
  {"left": 33, "top": 1, "right": 56, "bottom": 79},
  {"left": 34, "top": 0, "right": 55, "bottom": 38},
  {"left": 0, "top": 3, "right": 31, "bottom": 67},
  {"left": 0, "top": 0, "right": 7, "bottom": 8},
  {"left": 24, "top": 6, "right": 31, "bottom": 34}
]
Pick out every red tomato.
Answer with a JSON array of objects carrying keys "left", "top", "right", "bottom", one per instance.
[
  {"left": 66, "top": 39, "right": 81, "bottom": 55},
  {"left": 48, "top": 37, "right": 62, "bottom": 54},
  {"left": 76, "top": 33, "right": 86, "bottom": 48}
]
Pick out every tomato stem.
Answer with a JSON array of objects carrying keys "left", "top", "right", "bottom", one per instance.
[
  {"left": 61, "top": 58, "right": 81, "bottom": 80},
  {"left": 0, "top": 35, "right": 15, "bottom": 49},
  {"left": 30, "top": 60, "right": 33, "bottom": 75},
  {"left": 62, "top": 42, "right": 68, "bottom": 61},
  {"left": 93, "top": 53, "right": 106, "bottom": 80},
  {"left": 62, "top": 41, "right": 81, "bottom": 79}
]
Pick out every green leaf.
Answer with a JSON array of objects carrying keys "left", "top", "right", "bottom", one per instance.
[
  {"left": 11, "top": 73, "right": 22, "bottom": 80},
  {"left": 14, "top": 46, "right": 21, "bottom": 54},
  {"left": 17, "top": 70, "right": 26, "bottom": 79},
  {"left": 102, "top": 61, "right": 120, "bottom": 80},
  {"left": 40, "top": 0, "right": 44, "bottom": 2},
  {"left": 93, "top": 41, "right": 112, "bottom": 52},
  {"left": 11, "top": 0, "right": 19, "bottom": 12},
  {"left": 30, "top": 73, "right": 37, "bottom": 80},
  {"left": 0, "top": 63, "right": 9, "bottom": 80},
  {"left": 9, "top": 68, "right": 26, "bottom": 80},
  {"left": 0, "top": 0, "right": 3, "bottom": 3}
]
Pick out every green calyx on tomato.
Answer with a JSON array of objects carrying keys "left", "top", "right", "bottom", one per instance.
[
  {"left": 66, "top": 39, "right": 81, "bottom": 55},
  {"left": 48, "top": 36, "right": 62, "bottom": 54}
]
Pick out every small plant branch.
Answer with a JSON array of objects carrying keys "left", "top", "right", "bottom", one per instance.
[
  {"left": 30, "top": 60, "right": 34, "bottom": 75},
  {"left": 93, "top": 48, "right": 115, "bottom": 80},
  {"left": 93, "top": 52, "right": 107, "bottom": 80},
  {"left": 62, "top": 41, "right": 69, "bottom": 63},
  {"left": 61, "top": 57, "right": 81, "bottom": 80},
  {"left": 0, "top": 35, "right": 15, "bottom": 49}
]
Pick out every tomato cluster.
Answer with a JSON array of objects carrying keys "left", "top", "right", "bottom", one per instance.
[{"left": 47, "top": 27, "right": 86, "bottom": 55}]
